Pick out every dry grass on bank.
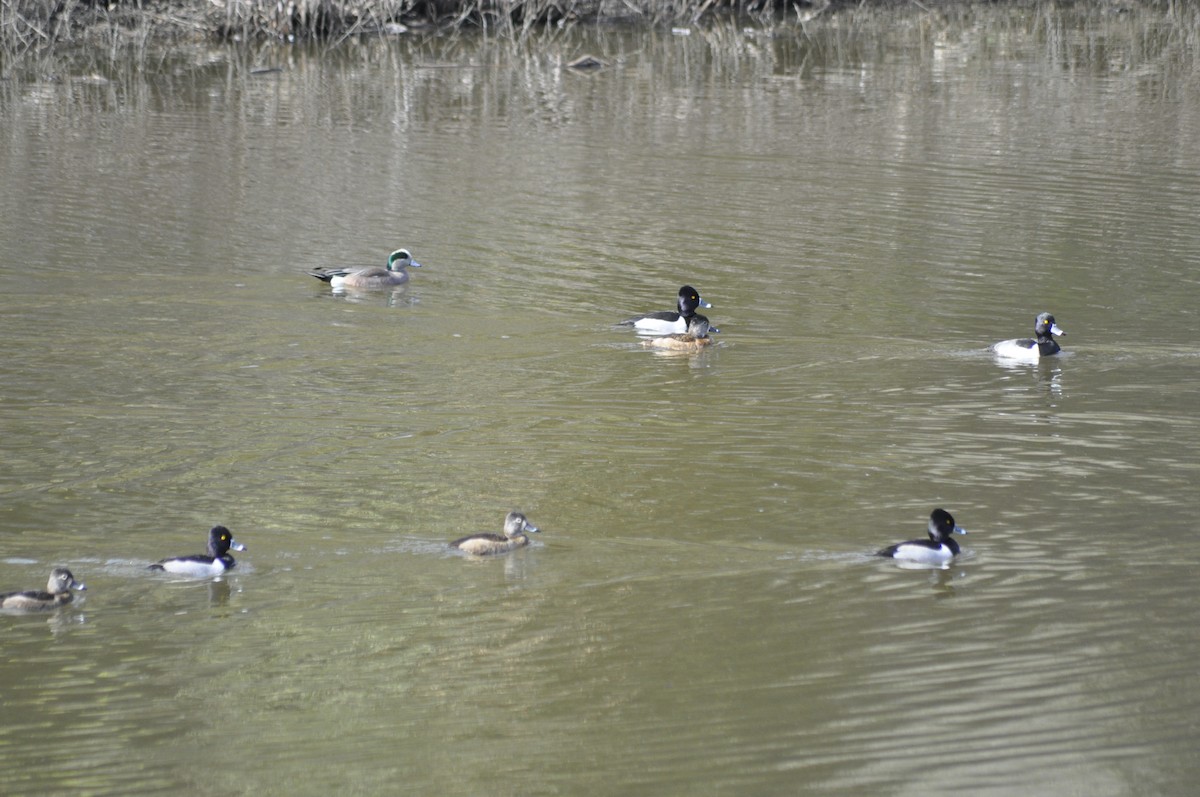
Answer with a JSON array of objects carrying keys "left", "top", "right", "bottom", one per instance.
[
  {"left": 0, "top": 0, "right": 1185, "bottom": 56},
  {"left": 1, "top": 0, "right": 820, "bottom": 53}
]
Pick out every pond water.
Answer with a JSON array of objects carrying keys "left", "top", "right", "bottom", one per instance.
[{"left": 2, "top": 5, "right": 1200, "bottom": 794}]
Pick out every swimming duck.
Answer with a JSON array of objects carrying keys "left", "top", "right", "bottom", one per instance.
[
  {"left": 641, "top": 314, "right": 715, "bottom": 351},
  {"left": 450, "top": 511, "right": 540, "bottom": 556},
  {"left": 149, "top": 525, "right": 246, "bottom": 577},
  {"left": 992, "top": 312, "right": 1066, "bottom": 361},
  {"left": 310, "top": 248, "right": 422, "bottom": 290},
  {"left": 877, "top": 508, "right": 967, "bottom": 565},
  {"left": 620, "top": 285, "right": 714, "bottom": 335},
  {"left": 0, "top": 568, "right": 86, "bottom": 609}
]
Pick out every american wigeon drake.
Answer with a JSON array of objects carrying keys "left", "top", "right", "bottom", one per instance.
[
  {"left": 450, "top": 511, "right": 541, "bottom": 556},
  {"left": 877, "top": 508, "right": 968, "bottom": 566},
  {"left": 992, "top": 312, "right": 1066, "bottom": 361},
  {"left": 0, "top": 568, "right": 86, "bottom": 609},
  {"left": 620, "top": 286, "right": 714, "bottom": 335},
  {"left": 310, "top": 248, "right": 422, "bottom": 290},
  {"left": 641, "top": 314, "right": 715, "bottom": 351},
  {"left": 149, "top": 525, "right": 246, "bottom": 577}
]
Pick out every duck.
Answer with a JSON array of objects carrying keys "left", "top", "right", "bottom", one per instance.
[
  {"left": 1, "top": 567, "right": 86, "bottom": 609},
  {"left": 992, "top": 312, "right": 1066, "bottom": 361},
  {"left": 641, "top": 314, "right": 715, "bottom": 351},
  {"left": 877, "top": 508, "right": 967, "bottom": 565},
  {"left": 310, "top": 248, "right": 422, "bottom": 290},
  {"left": 620, "top": 285, "right": 714, "bottom": 335},
  {"left": 149, "top": 525, "right": 246, "bottom": 577},
  {"left": 450, "top": 511, "right": 540, "bottom": 556}
]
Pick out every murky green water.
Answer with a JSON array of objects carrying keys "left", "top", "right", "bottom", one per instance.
[{"left": 3, "top": 5, "right": 1200, "bottom": 794}]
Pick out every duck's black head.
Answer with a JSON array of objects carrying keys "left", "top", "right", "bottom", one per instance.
[
  {"left": 677, "top": 285, "right": 712, "bottom": 317},
  {"left": 1034, "top": 312, "right": 1064, "bottom": 340},
  {"left": 206, "top": 525, "right": 246, "bottom": 557},
  {"left": 927, "top": 508, "right": 966, "bottom": 542}
]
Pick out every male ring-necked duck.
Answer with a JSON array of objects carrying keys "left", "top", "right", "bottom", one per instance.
[
  {"left": 149, "top": 525, "right": 246, "bottom": 577},
  {"left": 877, "top": 508, "right": 967, "bottom": 565},
  {"left": 310, "top": 248, "right": 422, "bottom": 290},
  {"left": 450, "top": 511, "right": 540, "bottom": 556},
  {"left": 642, "top": 314, "right": 715, "bottom": 351},
  {"left": 620, "top": 285, "right": 714, "bottom": 335},
  {"left": 992, "top": 312, "right": 1066, "bottom": 361},
  {"left": 1, "top": 567, "right": 86, "bottom": 609}
]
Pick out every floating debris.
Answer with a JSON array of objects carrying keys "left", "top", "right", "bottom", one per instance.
[{"left": 567, "top": 54, "right": 606, "bottom": 70}]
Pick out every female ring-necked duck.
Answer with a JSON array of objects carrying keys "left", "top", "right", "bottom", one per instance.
[
  {"left": 620, "top": 285, "right": 714, "bottom": 335},
  {"left": 310, "top": 248, "right": 422, "bottom": 290},
  {"left": 877, "top": 508, "right": 967, "bottom": 566},
  {"left": 992, "top": 312, "right": 1066, "bottom": 361},
  {"left": 149, "top": 525, "right": 246, "bottom": 577},
  {"left": 1, "top": 567, "right": 86, "bottom": 609},
  {"left": 642, "top": 314, "right": 715, "bottom": 351},
  {"left": 450, "top": 511, "right": 540, "bottom": 556}
]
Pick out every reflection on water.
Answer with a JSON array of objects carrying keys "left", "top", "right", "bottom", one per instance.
[
  {"left": 317, "top": 282, "right": 421, "bottom": 306},
  {"left": 3, "top": 4, "right": 1200, "bottom": 795}
]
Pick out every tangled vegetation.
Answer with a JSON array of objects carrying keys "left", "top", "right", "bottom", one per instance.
[
  {"left": 0, "top": 0, "right": 1186, "bottom": 56},
  {"left": 0, "top": 0, "right": 715, "bottom": 52}
]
